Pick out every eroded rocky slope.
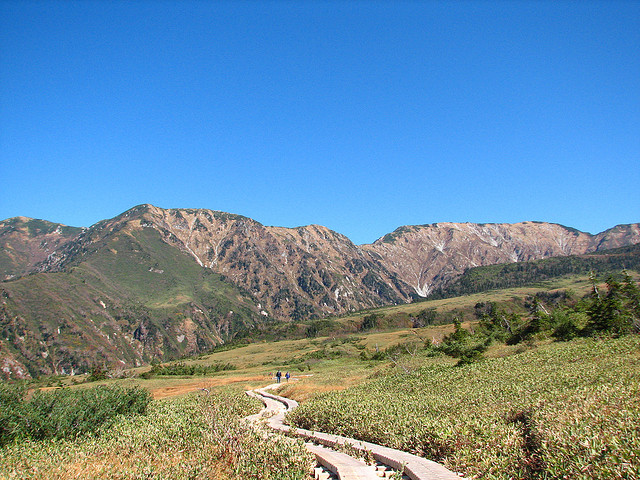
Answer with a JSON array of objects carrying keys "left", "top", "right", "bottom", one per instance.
[
  {"left": 37, "top": 205, "right": 413, "bottom": 320},
  {"left": 0, "top": 217, "right": 82, "bottom": 280}
]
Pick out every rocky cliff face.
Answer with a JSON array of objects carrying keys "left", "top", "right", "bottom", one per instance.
[
  {"left": 363, "top": 222, "right": 640, "bottom": 297},
  {"left": 39, "top": 205, "right": 413, "bottom": 320}
]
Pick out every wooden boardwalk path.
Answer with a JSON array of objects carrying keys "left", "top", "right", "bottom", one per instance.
[{"left": 247, "top": 384, "right": 465, "bottom": 480}]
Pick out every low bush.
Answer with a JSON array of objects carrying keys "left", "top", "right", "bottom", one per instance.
[
  {"left": 147, "top": 361, "right": 236, "bottom": 376},
  {"left": 0, "top": 384, "right": 151, "bottom": 446}
]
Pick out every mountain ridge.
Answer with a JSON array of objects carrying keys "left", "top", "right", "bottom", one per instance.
[
  {"left": 4, "top": 205, "right": 634, "bottom": 246},
  {"left": 1, "top": 204, "right": 638, "bottom": 378},
  {"left": 3, "top": 204, "right": 639, "bottom": 302},
  {"left": 364, "top": 220, "right": 640, "bottom": 296}
]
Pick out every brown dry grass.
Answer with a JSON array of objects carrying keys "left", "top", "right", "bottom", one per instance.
[
  {"left": 273, "top": 379, "right": 348, "bottom": 403},
  {"left": 107, "top": 323, "right": 465, "bottom": 401},
  {"left": 38, "top": 451, "right": 232, "bottom": 480},
  {"left": 150, "top": 374, "right": 268, "bottom": 399}
]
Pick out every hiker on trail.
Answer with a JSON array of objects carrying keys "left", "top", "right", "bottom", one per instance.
[
  {"left": 276, "top": 370, "right": 281, "bottom": 383},
  {"left": 285, "top": 372, "right": 290, "bottom": 382}
]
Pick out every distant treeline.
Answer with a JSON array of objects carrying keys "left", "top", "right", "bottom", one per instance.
[
  {"left": 427, "top": 244, "right": 640, "bottom": 300},
  {"left": 146, "top": 361, "right": 236, "bottom": 377}
]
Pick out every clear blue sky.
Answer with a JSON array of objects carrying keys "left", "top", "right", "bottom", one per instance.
[{"left": 1, "top": 1, "right": 638, "bottom": 244}]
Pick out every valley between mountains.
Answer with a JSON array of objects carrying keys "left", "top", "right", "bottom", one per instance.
[{"left": 1, "top": 204, "right": 639, "bottom": 378}]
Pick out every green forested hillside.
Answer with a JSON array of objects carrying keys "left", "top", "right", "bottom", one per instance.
[{"left": 428, "top": 243, "right": 640, "bottom": 299}]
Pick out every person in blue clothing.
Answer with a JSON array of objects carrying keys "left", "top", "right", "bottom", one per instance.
[{"left": 285, "top": 372, "right": 290, "bottom": 382}]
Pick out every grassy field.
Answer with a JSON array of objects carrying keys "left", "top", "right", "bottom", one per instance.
[
  {"left": 46, "top": 322, "right": 462, "bottom": 400},
  {"left": 337, "top": 274, "right": 597, "bottom": 321}
]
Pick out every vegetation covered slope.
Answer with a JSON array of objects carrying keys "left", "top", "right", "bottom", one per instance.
[
  {"left": 287, "top": 272, "right": 640, "bottom": 479},
  {"left": 288, "top": 335, "right": 640, "bottom": 479},
  {"left": 0, "top": 224, "right": 262, "bottom": 378},
  {"left": 2, "top": 271, "right": 638, "bottom": 479},
  {"left": 0, "top": 387, "right": 313, "bottom": 480}
]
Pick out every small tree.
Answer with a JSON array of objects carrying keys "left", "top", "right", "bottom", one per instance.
[
  {"left": 551, "top": 308, "right": 580, "bottom": 341},
  {"left": 507, "top": 297, "right": 549, "bottom": 345},
  {"left": 87, "top": 364, "right": 109, "bottom": 382},
  {"left": 438, "top": 319, "right": 490, "bottom": 365},
  {"left": 621, "top": 271, "right": 640, "bottom": 333},
  {"left": 585, "top": 272, "right": 640, "bottom": 336},
  {"left": 477, "top": 303, "right": 520, "bottom": 342},
  {"left": 360, "top": 313, "right": 380, "bottom": 331}
]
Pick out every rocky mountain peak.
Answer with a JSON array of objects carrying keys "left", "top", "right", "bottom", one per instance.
[{"left": 127, "top": 207, "right": 412, "bottom": 319}]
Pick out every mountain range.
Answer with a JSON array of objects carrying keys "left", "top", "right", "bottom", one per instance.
[{"left": 1, "top": 204, "right": 638, "bottom": 378}]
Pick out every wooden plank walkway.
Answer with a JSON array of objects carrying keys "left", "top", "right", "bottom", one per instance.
[{"left": 248, "top": 384, "right": 466, "bottom": 480}]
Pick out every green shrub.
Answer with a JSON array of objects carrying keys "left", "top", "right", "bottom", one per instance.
[
  {"left": 0, "top": 384, "right": 151, "bottom": 446},
  {"left": 148, "top": 361, "right": 236, "bottom": 376},
  {"left": 551, "top": 309, "right": 581, "bottom": 341},
  {"left": 360, "top": 313, "right": 381, "bottom": 331},
  {"left": 437, "top": 319, "right": 490, "bottom": 365},
  {"left": 87, "top": 365, "right": 109, "bottom": 382}
]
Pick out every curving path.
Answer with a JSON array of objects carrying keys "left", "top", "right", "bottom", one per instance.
[{"left": 246, "top": 384, "right": 465, "bottom": 480}]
